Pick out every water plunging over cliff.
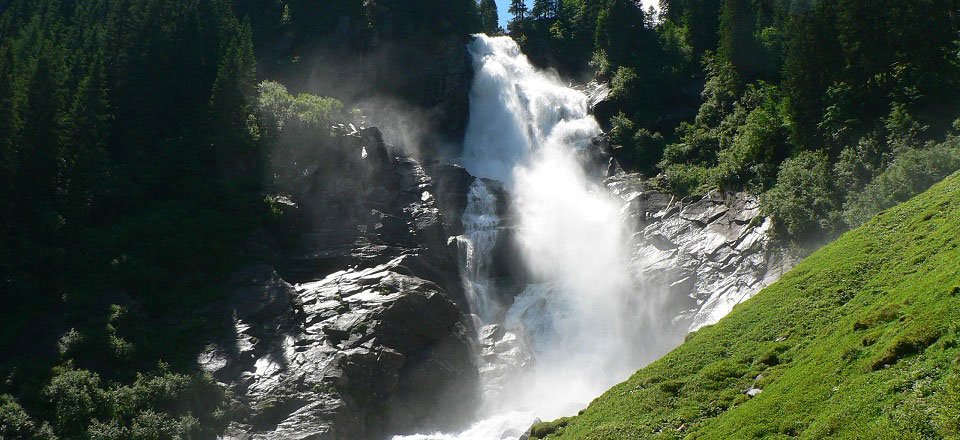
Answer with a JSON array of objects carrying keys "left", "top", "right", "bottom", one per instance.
[
  {"left": 397, "top": 34, "right": 652, "bottom": 439},
  {"left": 457, "top": 179, "right": 501, "bottom": 322}
]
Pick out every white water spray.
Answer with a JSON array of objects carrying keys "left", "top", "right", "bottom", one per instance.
[
  {"left": 457, "top": 179, "right": 502, "bottom": 322},
  {"left": 398, "top": 35, "right": 649, "bottom": 439}
]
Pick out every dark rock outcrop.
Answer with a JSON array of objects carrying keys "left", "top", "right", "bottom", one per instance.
[
  {"left": 204, "top": 128, "right": 481, "bottom": 439},
  {"left": 203, "top": 259, "right": 478, "bottom": 440}
]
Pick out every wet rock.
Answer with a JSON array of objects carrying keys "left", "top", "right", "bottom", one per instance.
[
  {"left": 206, "top": 259, "right": 479, "bottom": 440},
  {"left": 607, "top": 174, "right": 798, "bottom": 333},
  {"left": 213, "top": 126, "right": 482, "bottom": 439},
  {"left": 476, "top": 324, "right": 533, "bottom": 404},
  {"left": 430, "top": 164, "right": 474, "bottom": 236}
]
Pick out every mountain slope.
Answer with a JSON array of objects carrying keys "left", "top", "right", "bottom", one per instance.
[{"left": 536, "top": 172, "right": 960, "bottom": 439}]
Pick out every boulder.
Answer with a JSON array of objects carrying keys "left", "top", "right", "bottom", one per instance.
[{"left": 205, "top": 259, "right": 479, "bottom": 440}]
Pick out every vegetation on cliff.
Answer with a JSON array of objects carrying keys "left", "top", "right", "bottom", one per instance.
[
  {"left": 508, "top": 0, "right": 960, "bottom": 242},
  {"left": 0, "top": 0, "right": 480, "bottom": 437},
  {"left": 3, "top": 0, "right": 960, "bottom": 437},
  {"left": 533, "top": 171, "right": 960, "bottom": 438}
]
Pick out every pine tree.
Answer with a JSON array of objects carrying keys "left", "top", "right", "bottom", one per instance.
[
  {"left": 479, "top": 0, "right": 501, "bottom": 34},
  {"left": 509, "top": 0, "right": 528, "bottom": 21},
  {"left": 532, "top": 0, "right": 556, "bottom": 19},
  {"left": 718, "top": 0, "right": 761, "bottom": 80},
  {"left": 63, "top": 53, "right": 112, "bottom": 226},
  {"left": 682, "top": 0, "right": 723, "bottom": 56},
  {"left": 209, "top": 19, "right": 259, "bottom": 185},
  {"left": 645, "top": 6, "right": 657, "bottom": 28},
  {"left": 19, "top": 46, "right": 66, "bottom": 236},
  {"left": 781, "top": 6, "right": 841, "bottom": 149},
  {"left": 0, "top": 43, "right": 19, "bottom": 254},
  {"left": 595, "top": 0, "right": 643, "bottom": 67}
]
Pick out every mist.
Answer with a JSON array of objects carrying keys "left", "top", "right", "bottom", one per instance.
[{"left": 396, "top": 34, "right": 664, "bottom": 439}]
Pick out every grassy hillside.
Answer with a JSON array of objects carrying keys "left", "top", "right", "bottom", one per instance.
[{"left": 535, "top": 172, "right": 960, "bottom": 439}]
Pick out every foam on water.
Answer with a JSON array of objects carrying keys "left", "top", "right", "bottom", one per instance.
[{"left": 398, "top": 34, "right": 647, "bottom": 440}]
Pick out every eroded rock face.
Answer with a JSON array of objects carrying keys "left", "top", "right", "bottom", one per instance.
[
  {"left": 206, "top": 119, "right": 797, "bottom": 439},
  {"left": 203, "top": 259, "right": 478, "bottom": 440},
  {"left": 203, "top": 128, "right": 482, "bottom": 439},
  {"left": 476, "top": 324, "right": 532, "bottom": 405},
  {"left": 608, "top": 174, "right": 796, "bottom": 333}
]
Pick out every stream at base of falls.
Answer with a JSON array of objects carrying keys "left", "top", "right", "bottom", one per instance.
[{"left": 396, "top": 34, "right": 652, "bottom": 440}]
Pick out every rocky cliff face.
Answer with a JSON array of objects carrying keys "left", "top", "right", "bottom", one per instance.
[
  {"left": 607, "top": 174, "right": 796, "bottom": 334},
  {"left": 202, "top": 128, "right": 480, "bottom": 439},
  {"left": 201, "top": 122, "right": 796, "bottom": 439}
]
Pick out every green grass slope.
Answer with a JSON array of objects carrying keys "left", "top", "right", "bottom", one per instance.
[{"left": 537, "top": 173, "right": 960, "bottom": 439}]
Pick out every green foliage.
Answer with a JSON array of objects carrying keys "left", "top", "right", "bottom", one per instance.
[
  {"left": 660, "top": 66, "right": 789, "bottom": 194},
  {"left": 256, "top": 80, "right": 347, "bottom": 187},
  {"left": 712, "top": 84, "right": 788, "bottom": 190},
  {"left": 44, "top": 368, "right": 108, "bottom": 437},
  {"left": 762, "top": 150, "right": 840, "bottom": 239},
  {"left": 479, "top": 0, "right": 501, "bottom": 35},
  {"left": 637, "top": 0, "right": 960, "bottom": 243},
  {"left": 34, "top": 365, "right": 232, "bottom": 439},
  {"left": 508, "top": 0, "right": 693, "bottom": 150},
  {"left": 541, "top": 172, "right": 960, "bottom": 439},
  {"left": 530, "top": 416, "right": 572, "bottom": 439},
  {"left": 870, "top": 325, "right": 942, "bottom": 371},
  {"left": 0, "top": 394, "right": 56, "bottom": 440},
  {"left": 0, "top": 1, "right": 267, "bottom": 436},
  {"left": 609, "top": 113, "right": 666, "bottom": 176},
  {"left": 843, "top": 137, "right": 960, "bottom": 228}
]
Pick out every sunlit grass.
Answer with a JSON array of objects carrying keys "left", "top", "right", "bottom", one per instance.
[{"left": 537, "top": 172, "right": 960, "bottom": 439}]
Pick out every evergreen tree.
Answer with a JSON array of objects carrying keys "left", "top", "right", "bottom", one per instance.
[
  {"left": 19, "top": 46, "right": 66, "bottom": 236},
  {"left": 479, "top": 0, "right": 501, "bottom": 34},
  {"left": 63, "top": 53, "right": 112, "bottom": 226},
  {"left": 718, "top": 0, "right": 761, "bottom": 80},
  {"left": 682, "top": 0, "right": 723, "bottom": 56},
  {"left": 0, "top": 43, "right": 19, "bottom": 283},
  {"left": 0, "top": 44, "right": 18, "bottom": 224},
  {"left": 645, "top": 6, "right": 658, "bottom": 29},
  {"left": 532, "top": 0, "right": 556, "bottom": 19},
  {"left": 509, "top": 0, "right": 529, "bottom": 21},
  {"left": 781, "top": 6, "right": 841, "bottom": 150},
  {"left": 595, "top": 0, "right": 643, "bottom": 67},
  {"left": 209, "top": 19, "right": 260, "bottom": 185}
]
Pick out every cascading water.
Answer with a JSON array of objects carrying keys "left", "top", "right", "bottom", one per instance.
[
  {"left": 397, "top": 34, "right": 651, "bottom": 439},
  {"left": 457, "top": 179, "right": 501, "bottom": 322}
]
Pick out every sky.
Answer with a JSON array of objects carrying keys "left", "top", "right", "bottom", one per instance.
[{"left": 494, "top": 0, "right": 660, "bottom": 30}]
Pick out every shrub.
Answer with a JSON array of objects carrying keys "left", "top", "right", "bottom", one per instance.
[
  {"left": 609, "top": 67, "right": 640, "bottom": 103},
  {"left": 659, "top": 379, "right": 685, "bottom": 395},
  {"left": 111, "top": 366, "right": 231, "bottom": 436},
  {"left": 697, "top": 360, "right": 745, "bottom": 391},
  {"left": 529, "top": 416, "right": 572, "bottom": 439},
  {"left": 843, "top": 138, "right": 960, "bottom": 227},
  {"left": 44, "top": 368, "right": 108, "bottom": 438},
  {"left": 853, "top": 304, "right": 901, "bottom": 331},
  {"left": 661, "top": 163, "right": 711, "bottom": 195},
  {"left": 608, "top": 112, "right": 635, "bottom": 147},
  {"left": 257, "top": 80, "right": 344, "bottom": 141},
  {"left": 609, "top": 113, "right": 666, "bottom": 175},
  {"left": 129, "top": 410, "right": 201, "bottom": 439},
  {"left": 39, "top": 365, "right": 231, "bottom": 440},
  {"left": 0, "top": 395, "right": 56, "bottom": 440},
  {"left": 762, "top": 150, "right": 841, "bottom": 239},
  {"left": 713, "top": 87, "right": 789, "bottom": 191},
  {"left": 870, "top": 325, "right": 942, "bottom": 370}
]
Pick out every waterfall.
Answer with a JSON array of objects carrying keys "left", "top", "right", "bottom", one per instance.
[
  {"left": 397, "top": 34, "right": 646, "bottom": 440},
  {"left": 457, "top": 179, "right": 501, "bottom": 322}
]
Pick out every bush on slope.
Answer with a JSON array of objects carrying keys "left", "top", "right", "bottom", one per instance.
[{"left": 537, "top": 172, "right": 960, "bottom": 439}]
